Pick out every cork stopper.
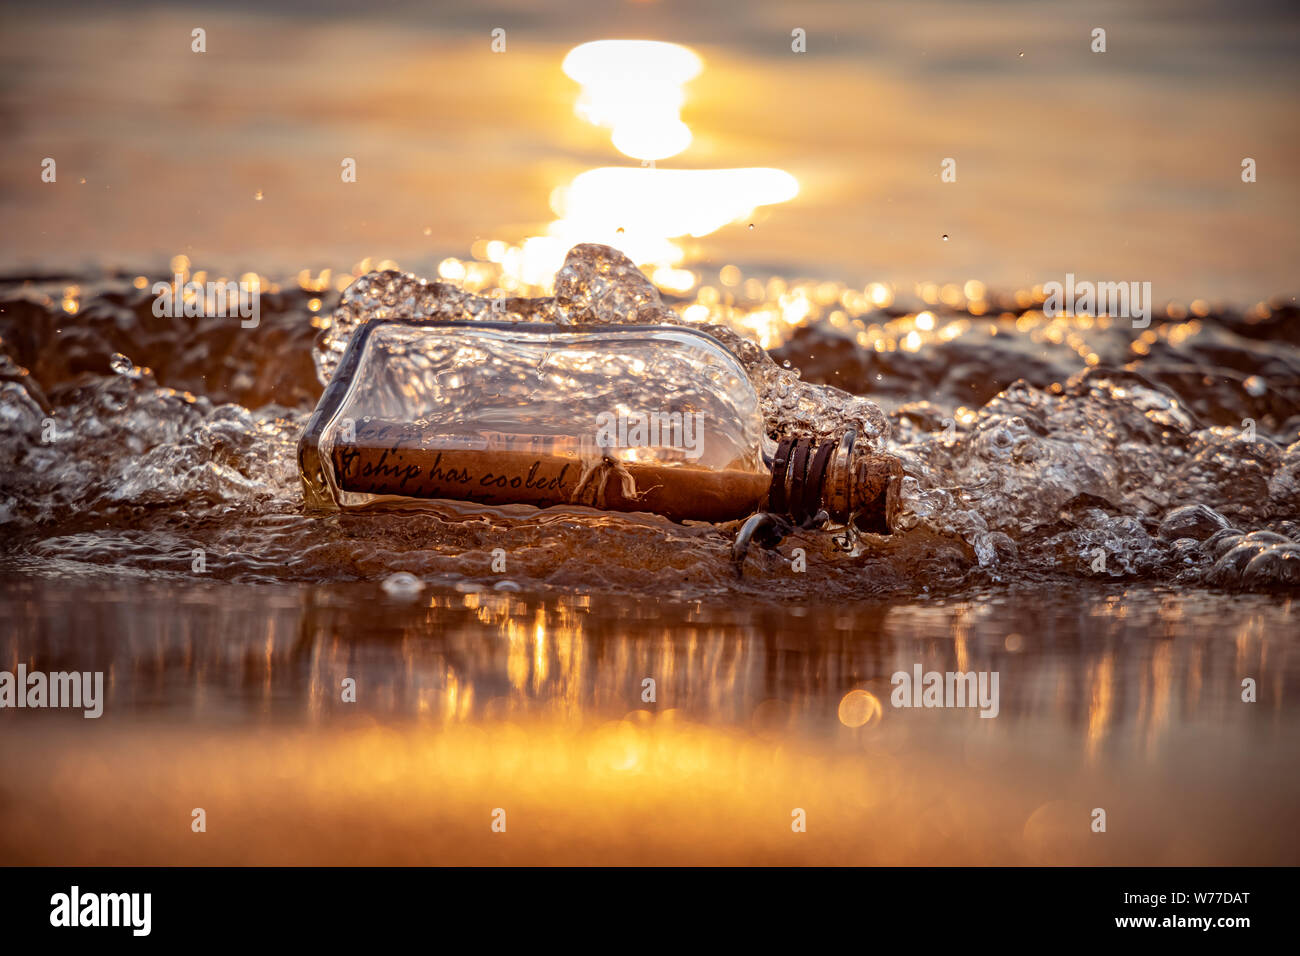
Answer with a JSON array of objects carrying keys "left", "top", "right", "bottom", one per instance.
[{"left": 767, "top": 430, "right": 901, "bottom": 533}]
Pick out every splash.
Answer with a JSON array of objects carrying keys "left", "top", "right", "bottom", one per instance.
[
  {"left": 313, "top": 244, "right": 889, "bottom": 456},
  {"left": 1, "top": 244, "right": 1297, "bottom": 595}
]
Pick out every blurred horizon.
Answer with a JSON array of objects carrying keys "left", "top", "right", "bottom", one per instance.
[{"left": 1, "top": 0, "right": 1298, "bottom": 304}]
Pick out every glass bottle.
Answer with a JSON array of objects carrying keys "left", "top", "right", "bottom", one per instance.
[{"left": 298, "top": 320, "right": 900, "bottom": 530}]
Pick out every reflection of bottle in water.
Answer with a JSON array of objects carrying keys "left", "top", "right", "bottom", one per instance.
[{"left": 298, "top": 320, "right": 900, "bottom": 529}]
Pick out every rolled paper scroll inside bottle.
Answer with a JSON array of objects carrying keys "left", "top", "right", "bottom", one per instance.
[
  {"left": 327, "top": 419, "right": 900, "bottom": 529},
  {"left": 331, "top": 419, "right": 773, "bottom": 524}
]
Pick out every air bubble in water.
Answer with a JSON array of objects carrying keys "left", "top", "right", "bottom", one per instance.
[{"left": 109, "top": 353, "right": 134, "bottom": 376}]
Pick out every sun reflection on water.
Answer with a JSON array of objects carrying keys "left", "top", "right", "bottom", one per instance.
[
  {"left": 1, "top": 579, "right": 1294, "bottom": 865},
  {"left": 562, "top": 40, "right": 701, "bottom": 162},
  {"left": 500, "top": 39, "right": 799, "bottom": 285}
]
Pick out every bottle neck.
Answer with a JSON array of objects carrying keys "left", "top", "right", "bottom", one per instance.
[{"left": 767, "top": 432, "right": 900, "bottom": 532}]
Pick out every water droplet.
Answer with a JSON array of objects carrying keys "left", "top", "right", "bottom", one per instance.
[
  {"left": 423, "top": 227, "right": 432, "bottom": 237},
  {"left": 109, "top": 353, "right": 134, "bottom": 376},
  {"left": 1018, "top": 52, "right": 1024, "bottom": 57},
  {"left": 254, "top": 190, "right": 264, "bottom": 201},
  {"left": 748, "top": 223, "right": 755, "bottom": 231},
  {"left": 942, "top": 234, "right": 950, "bottom": 241},
  {"left": 782, "top": 359, "right": 792, "bottom": 368},
  {"left": 1243, "top": 375, "right": 1267, "bottom": 397},
  {"left": 381, "top": 571, "right": 424, "bottom": 600},
  {"left": 616, "top": 227, "right": 625, "bottom": 235}
]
